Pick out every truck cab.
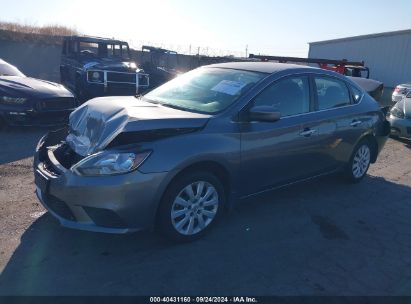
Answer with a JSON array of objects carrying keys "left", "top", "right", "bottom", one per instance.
[
  {"left": 343, "top": 65, "right": 370, "bottom": 79},
  {"left": 60, "top": 36, "right": 149, "bottom": 102}
]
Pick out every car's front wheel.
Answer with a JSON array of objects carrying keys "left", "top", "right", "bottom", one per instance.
[
  {"left": 158, "top": 171, "right": 225, "bottom": 242},
  {"left": 346, "top": 139, "right": 372, "bottom": 183}
]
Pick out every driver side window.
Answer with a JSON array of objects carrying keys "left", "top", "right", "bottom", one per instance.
[{"left": 253, "top": 76, "right": 310, "bottom": 117}]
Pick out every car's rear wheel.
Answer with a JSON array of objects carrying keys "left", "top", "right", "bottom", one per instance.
[
  {"left": 346, "top": 139, "right": 372, "bottom": 183},
  {"left": 158, "top": 171, "right": 225, "bottom": 242}
]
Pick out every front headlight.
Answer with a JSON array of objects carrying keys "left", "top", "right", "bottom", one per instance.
[
  {"left": 71, "top": 151, "right": 151, "bottom": 176},
  {"left": 0, "top": 96, "right": 28, "bottom": 105},
  {"left": 87, "top": 71, "right": 104, "bottom": 83}
]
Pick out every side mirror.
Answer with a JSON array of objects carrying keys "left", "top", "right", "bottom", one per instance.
[{"left": 248, "top": 105, "right": 281, "bottom": 122}]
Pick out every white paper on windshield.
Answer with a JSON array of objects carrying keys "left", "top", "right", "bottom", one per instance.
[{"left": 211, "top": 80, "right": 246, "bottom": 95}]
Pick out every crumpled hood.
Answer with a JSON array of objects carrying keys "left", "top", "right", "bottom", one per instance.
[
  {"left": 0, "top": 76, "right": 73, "bottom": 98},
  {"left": 67, "top": 96, "right": 210, "bottom": 156}
]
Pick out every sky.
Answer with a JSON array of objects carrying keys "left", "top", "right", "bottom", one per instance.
[{"left": 1, "top": 0, "right": 411, "bottom": 57}]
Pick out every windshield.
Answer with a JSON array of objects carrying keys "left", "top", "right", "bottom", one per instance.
[
  {"left": 143, "top": 68, "right": 266, "bottom": 114},
  {"left": 78, "top": 42, "right": 130, "bottom": 60},
  {"left": 0, "top": 63, "right": 25, "bottom": 77},
  {"left": 345, "top": 67, "right": 369, "bottom": 78}
]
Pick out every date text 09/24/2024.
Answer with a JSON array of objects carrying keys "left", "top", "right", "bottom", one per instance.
[{"left": 149, "top": 297, "right": 258, "bottom": 303}]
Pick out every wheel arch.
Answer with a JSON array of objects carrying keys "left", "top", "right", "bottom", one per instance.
[
  {"left": 169, "top": 160, "right": 231, "bottom": 201},
  {"left": 155, "top": 160, "right": 233, "bottom": 224},
  {"left": 358, "top": 133, "right": 379, "bottom": 163}
]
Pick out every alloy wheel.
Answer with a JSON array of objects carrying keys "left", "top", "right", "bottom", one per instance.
[
  {"left": 171, "top": 181, "right": 219, "bottom": 235},
  {"left": 352, "top": 144, "right": 371, "bottom": 178}
]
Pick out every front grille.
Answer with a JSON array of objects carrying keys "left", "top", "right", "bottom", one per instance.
[
  {"left": 45, "top": 194, "right": 76, "bottom": 221},
  {"left": 37, "top": 98, "right": 76, "bottom": 111},
  {"left": 107, "top": 72, "right": 136, "bottom": 83}
]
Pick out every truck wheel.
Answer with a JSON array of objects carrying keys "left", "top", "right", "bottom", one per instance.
[{"left": 157, "top": 171, "right": 225, "bottom": 242}]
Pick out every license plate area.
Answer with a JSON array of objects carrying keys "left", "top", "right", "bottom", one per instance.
[{"left": 35, "top": 169, "right": 49, "bottom": 193}]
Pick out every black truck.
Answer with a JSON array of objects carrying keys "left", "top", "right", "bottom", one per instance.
[{"left": 60, "top": 36, "right": 149, "bottom": 102}]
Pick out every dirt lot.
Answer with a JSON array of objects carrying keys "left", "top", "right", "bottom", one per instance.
[{"left": 0, "top": 127, "right": 410, "bottom": 296}]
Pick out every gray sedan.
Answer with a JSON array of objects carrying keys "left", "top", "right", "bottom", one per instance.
[{"left": 34, "top": 62, "right": 389, "bottom": 242}]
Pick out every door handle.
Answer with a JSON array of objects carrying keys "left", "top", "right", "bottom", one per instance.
[
  {"left": 350, "top": 120, "right": 362, "bottom": 127},
  {"left": 299, "top": 128, "right": 317, "bottom": 137}
]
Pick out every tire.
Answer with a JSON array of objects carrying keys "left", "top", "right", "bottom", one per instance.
[
  {"left": 345, "top": 139, "right": 372, "bottom": 183},
  {"left": 157, "top": 171, "right": 225, "bottom": 242}
]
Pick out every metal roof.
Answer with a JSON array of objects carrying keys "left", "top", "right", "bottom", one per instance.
[
  {"left": 206, "top": 62, "right": 319, "bottom": 74},
  {"left": 63, "top": 35, "right": 128, "bottom": 45},
  {"left": 309, "top": 29, "right": 411, "bottom": 46}
]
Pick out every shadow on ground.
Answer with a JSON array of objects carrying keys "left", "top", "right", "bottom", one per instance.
[
  {"left": 394, "top": 137, "right": 411, "bottom": 149},
  {"left": 0, "top": 126, "right": 56, "bottom": 164},
  {"left": 1, "top": 174, "right": 411, "bottom": 296}
]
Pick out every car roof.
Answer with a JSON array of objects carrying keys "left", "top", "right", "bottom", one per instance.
[
  {"left": 63, "top": 35, "right": 128, "bottom": 45},
  {"left": 205, "top": 61, "right": 320, "bottom": 74}
]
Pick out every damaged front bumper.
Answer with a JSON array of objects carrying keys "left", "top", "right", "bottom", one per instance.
[{"left": 33, "top": 128, "right": 168, "bottom": 234}]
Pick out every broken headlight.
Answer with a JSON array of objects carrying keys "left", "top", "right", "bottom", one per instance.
[{"left": 72, "top": 151, "right": 151, "bottom": 176}]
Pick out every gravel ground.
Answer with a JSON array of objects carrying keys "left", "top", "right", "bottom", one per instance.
[{"left": 0, "top": 127, "right": 410, "bottom": 296}]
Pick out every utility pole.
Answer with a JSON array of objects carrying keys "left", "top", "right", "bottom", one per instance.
[{"left": 245, "top": 44, "right": 248, "bottom": 58}]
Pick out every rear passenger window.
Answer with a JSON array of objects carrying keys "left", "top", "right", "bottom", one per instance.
[
  {"left": 314, "top": 77, "right": 351, "bottom": 110},
  {"left": 253, "top": 76, "right": 310, "bottom": 117}
]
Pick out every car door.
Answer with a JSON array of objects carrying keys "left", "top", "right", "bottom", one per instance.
[
  {"left": 66, "top": 40, "right": 80, "bottom": 90},
  {"left": 239, "top": 75, "right": 327, "bottom": 197},
  {"left": 311, "top": 75, "right": 369, "bottom": 167}
]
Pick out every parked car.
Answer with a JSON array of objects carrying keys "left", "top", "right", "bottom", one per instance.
[
  {"left": 140, "top": 45, "right": 180, "bottom": 89},
  {"left": 347, "top": 76, "right": 384, "bottom": 104},
  {"left": 388, "top": 97, "right": 411, "bottom": 139},
  {"left": 0, "top": 59, "right": 76, "bottom": 127},
  {"left": 60, "top": 36, "right": 149, "bottom": 102},
  {"left": 392, "top": 83, "right": 411, "bottom": 104},
  {"left": 348, "top": 76, "right": 389, "bottom": 117},
  {"left": 34, "top": 62, "right": 390, "bottom": 242}
]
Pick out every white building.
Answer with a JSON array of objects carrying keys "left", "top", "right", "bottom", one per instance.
[{"left": 308, "top": 29, "right": 411, "bottom": 90}]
